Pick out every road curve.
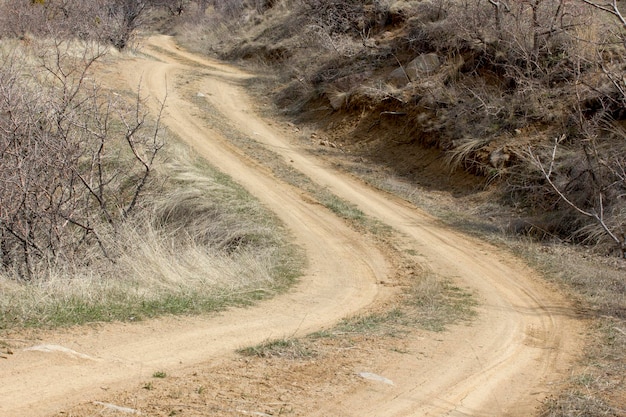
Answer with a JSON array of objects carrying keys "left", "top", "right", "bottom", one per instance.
[
  {"left": 0, "top": 36, "right": 582, "bottom": 417},
  {"left": 137, "top": 36, "right": 582, "bottom": 416},
  {"left": 0, "top": 41, "right": 388, "bottom": 417}
]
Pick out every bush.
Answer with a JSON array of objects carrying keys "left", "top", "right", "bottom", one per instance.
[
  {"left": 0, "top": 39, "right": 164, "bottom": 279},
  {"left": 0, "top": 0, "right": 152, "bottom": 50}
]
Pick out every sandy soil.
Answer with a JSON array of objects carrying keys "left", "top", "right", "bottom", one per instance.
[{"left": 0, "top": 36, "right": 584, "bottom": 417}]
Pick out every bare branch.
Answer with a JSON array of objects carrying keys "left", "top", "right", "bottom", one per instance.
[
  {"left": 528, "top": 138, "right": 624, "bottom": 255},
  {"left": 123, "top": 83, "right": 166, "bottom": 217},
  {"left": 578, "top": 0, "right": 626, "bottom": 28}
]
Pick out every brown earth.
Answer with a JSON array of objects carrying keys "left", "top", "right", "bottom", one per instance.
[{"left": 0, "top": 36, "right": 585, "bottom": 417}]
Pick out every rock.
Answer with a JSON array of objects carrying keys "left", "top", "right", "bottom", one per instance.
[
  {"left": 24, "top": 344, "right": 98, "bottom": 361},
  {"left": 332, "top": 71, "right": 373, "bottom": 92},
  {"left": 93, "top": 402, "right": 140, "bottom": 414},
  {"left": 388, "top": 67, "right": 411, "bottom": 87},
  {"left": 406, "top": 53, "right": 441, "bottom": 77},
  {"left": 388, "top": 53, "right": 442, "bottom": 87},
  {"left": 358, "top": 372, "right": 394, "bottom": 385},
  {"left": 489, "top": 148, "right": 511, "bottom": 168},
  {"left": 319, "top": 140, "right": 338, "bottom": 148}
]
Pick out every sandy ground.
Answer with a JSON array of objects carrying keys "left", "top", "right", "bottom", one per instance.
[{"left": 0, "top": 36, "right": 584, "bottom": 417}]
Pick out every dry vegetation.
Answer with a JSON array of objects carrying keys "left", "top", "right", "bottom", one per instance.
[
  {"left": 0, "top": 1, "right": 303, "bottom": 329},
  {"left": 175, "top": 0, "right": 626, "bottom": 256},
  {"left": 0, "top": 135, "right": 302, "bottom": 329}
]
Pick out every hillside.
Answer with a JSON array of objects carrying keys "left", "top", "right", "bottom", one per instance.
[{"left": 175, "top": 0, "right": 626, "bottom": 256}]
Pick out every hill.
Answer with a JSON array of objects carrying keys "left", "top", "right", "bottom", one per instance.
[{"left": 174, "top": 0, "right": 626, "bottom": 256}]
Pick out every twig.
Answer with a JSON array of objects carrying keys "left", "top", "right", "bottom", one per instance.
[
  {"left": 528, "top": 138, "right": 623, "bottom": 251},
  {"left": 169, "top": 404, "right": 209, "bottom": 411},
  {"left": 391, "top": 53, "right": 410, "bottom": 84},
  {"left": 579, "top": 0, "right": 626, "bottom": 28},
  {"left": 614, "top": 327, "right": 626, "bottom": 337},
  {"left": 380, "top": 111, "right": 407, "bottom": 116}
]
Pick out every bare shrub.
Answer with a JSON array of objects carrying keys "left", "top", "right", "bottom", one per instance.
[
  {"left": 151, "top": 0, "right": 190, "bottom": 15},
  {"left": 300, "top": 0, "right": 365, "bottom": 35},
  {"left": 0, "top": 0, "right": 152, "bottom": 49},
  {"left": 0, "top": 0, "right": 47, "bottom": 39},
  {"left": 0, "top": 40, "right": 164, "bottom": 280},
  {"left": 526, "top": 131, "right": 626, "bottom": 256},
  {"left": 211, "top": 0, "right": 247, "bottom": 17}
]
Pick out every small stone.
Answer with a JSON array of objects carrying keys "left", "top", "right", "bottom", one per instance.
[{"left": 358, "top": 372, "right": 394, "bottom": 385}]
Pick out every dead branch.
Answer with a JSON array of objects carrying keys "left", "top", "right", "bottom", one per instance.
[
  {"left": 528, "top": 137, "right": 625, "bottom": 257},
  {"left": 578, "top": 0, "right": 626, "bottom": 29}
]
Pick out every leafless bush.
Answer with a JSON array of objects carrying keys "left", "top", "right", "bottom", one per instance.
[
  {"left": 526, "top": 130, "right": 626, "bottom": 256},
  {"left": 511, "top": 1, "right": 626, "bottom": 254},
  {"left": 0, "top": 40, "right": 164, "bottom": 280},
  {"left": 300, "top": 0, "right": 365, "bottom": 35},
  {"left": 209, "top": 0, "right": 247, "bottom": 17},
  {"left": 104, "top": 0, "right": 150, "bottom": 50},
  {"left": 299, "top": 0, "right": 392, "bottom": 36},
  {"left": 150, "top": 0, "right": 190, "bottom": 15},
  {"left": 433, "top": 0, "right": 595, "bottom": 80},
  {"left": 0, "top": 0, "right": 48, "bottom": 39},
  {"left": 0, "top": 0, "right": 152, "bottom": 49}
]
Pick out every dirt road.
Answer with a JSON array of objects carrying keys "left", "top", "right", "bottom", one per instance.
[{"left": 0, "top": 36, "right": 582, "bottom": 417}]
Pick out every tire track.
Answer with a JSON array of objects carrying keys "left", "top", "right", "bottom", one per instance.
[{"left": 139, "top": 37, "right": 583, "bottom": 416}]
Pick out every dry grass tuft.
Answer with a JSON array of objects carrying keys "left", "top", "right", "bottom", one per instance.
[
  {"left": 445, "top": 137, "right": 492, "bottom": 173},
  {"left": 237, "top": 337, "right": 317, "bottom": 359}
]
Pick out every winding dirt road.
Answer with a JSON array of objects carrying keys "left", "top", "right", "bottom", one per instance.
[{"left": 0, "top": 37, "right": 582, "bottom": 417}]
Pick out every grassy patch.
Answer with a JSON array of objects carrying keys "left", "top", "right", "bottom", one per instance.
[
  {"left": 237, "top": 338, "right": 316, "bottom": 359},
  {"left": 404, "top": 278, "right": 478, "bottom": 332},
  {"left": 320, "top": 191, "right": 364, "bottom": 222},
  {"left": 326, "top": 308, "right": 406, "bottom": 336},
  {"left": 315, "top": 190, "right": 391, "bottom": 236},
  {"left": 314, "top": 274, "right": 477, "bottom": 339}
]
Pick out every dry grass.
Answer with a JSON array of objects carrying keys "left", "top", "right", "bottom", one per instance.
[
  {"left": 0, "top": 141, "right": 303, "bottom": 329},
  {"left": 237, "top": 337, "right": 317, "bottom": 359},
  {"left": 0, "top": 36, "right": 303, "bottom": 330},
  {"left": 444, "top": 137, "right": 492, "bottom": 173}
]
